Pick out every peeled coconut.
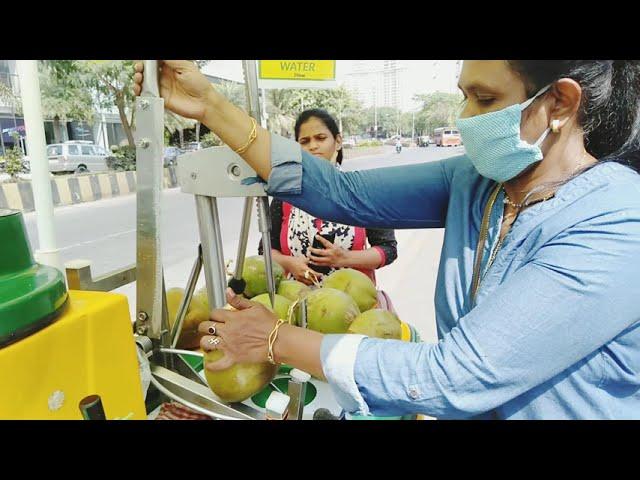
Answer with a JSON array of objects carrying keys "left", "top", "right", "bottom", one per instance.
[
  {"left": 277, "top": 279, "right": 309, "bottom": 303},
  {"left": 166, "top": 287, "right": 210, "bottom": 350},
  {"left": 304, "top": 287, "right": 360, "bottom": 334},
  {"left": 322, "top": 268, "right": 378, "bottom": 312},
  {"left": 347, "top": 309, "right": 402, "bottom": 339},
  {"left": 203, "top": 303, "right": 277, "bottom": 403},
  {"left": 251, "top": 293, "right": 296, "bottom": 325},
  {"left": 242, "top": 255, "right": 285, "bottom": 298}
]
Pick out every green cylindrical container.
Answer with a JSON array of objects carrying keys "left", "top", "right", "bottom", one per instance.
[{"left": 0, "top": 209, "right": 68, "bottom": 347}]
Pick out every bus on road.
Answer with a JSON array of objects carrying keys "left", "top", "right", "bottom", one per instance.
[{"left": 433, "top": 127, "right": 462, "bottom": 147}]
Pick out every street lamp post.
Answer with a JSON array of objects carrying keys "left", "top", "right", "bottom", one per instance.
[
  {"left": 16, "top": 60, "right": 63, "bottom": 275},
  {"left": 373, "top": 88, "right": 377, "bottom": 138},
  {"left": 412, "top": 110, "right": 415, "bottom": 142}
]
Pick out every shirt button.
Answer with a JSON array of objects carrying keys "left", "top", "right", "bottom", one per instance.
[{"left": 408, "top": 388, "right": 419, "bottom": 400}]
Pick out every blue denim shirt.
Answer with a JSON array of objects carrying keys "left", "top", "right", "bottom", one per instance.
[{"left": 267, "top": 133, "right": 640, "bottom": 419}]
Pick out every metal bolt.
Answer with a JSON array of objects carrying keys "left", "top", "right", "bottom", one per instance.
[
  {"left": 137, "top": 311, "right": 148, "bottom": 322},
  {"left": 231, "top": 165, "right": 241, "bottom": 177},
  {"left": 191, "top": 172, "right": 198, "bottom": 180},
  {"left": 139, "top": 100, "right": 150, "bottom": 110},
  {"left": 136, "top": 325, "right": 147, "bottom": 335},
  {"left": 137, "top": 138, "right": 150, "bottom": 149}
]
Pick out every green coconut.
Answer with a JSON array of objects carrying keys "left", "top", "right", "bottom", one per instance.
[
  {"left": 322, "top": 268, "right": 378, "bottom": 312},
  {"left": 242, "top": 255, "right": 285, "bottom": 298},
  {"left": 277, "top": 279, "right": 309, "bottom": 302},
  {"left": 204, "top": 350, "right": 277, "bottom": 403},
  {"left": 203, "top": 304, "right": 277, "bottom": 403},
  {"left": 347, "top": 309, "right": 402, "bottom": 339},
  {"left": 166, "top": 287, "right": 210, "bottom": 350},
  {"left": 251, "top": 293, "right": 296, "bottom": 325},
  {"left": 304, "top": 287, "right": 360, "bottom": 334}
]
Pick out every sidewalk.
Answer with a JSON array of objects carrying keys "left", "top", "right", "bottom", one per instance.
[{"left": 0, "top": 167, "right": 178, "bottom": 212}]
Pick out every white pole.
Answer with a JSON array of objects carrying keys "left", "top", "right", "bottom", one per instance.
[
  {"left": 412, "top": 111, "right": 415, "bottom": 143},
  {"left": 16, "top": 60, "right": 63, "bottom": 275}
]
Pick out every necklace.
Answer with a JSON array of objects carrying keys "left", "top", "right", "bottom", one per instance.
[{"left": 503, "top": 150, "right": 589, "bottom": 210}]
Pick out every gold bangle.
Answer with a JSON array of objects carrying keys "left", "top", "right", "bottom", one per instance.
[
  {"left": 234, "top": 117, "right": 257, "bottom": 155},
  {"left": 267, "top": 319, "right": 286, "bottom": 365}
]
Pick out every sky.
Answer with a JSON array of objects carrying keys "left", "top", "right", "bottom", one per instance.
[{"left": 200, "top": 60, "right": 462, "bottom": 111}]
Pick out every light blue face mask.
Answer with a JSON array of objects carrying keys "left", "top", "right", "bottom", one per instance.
[{"left": 456, "top": 84, "right": 552, "bottom": 183}]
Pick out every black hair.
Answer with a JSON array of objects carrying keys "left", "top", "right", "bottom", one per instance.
[
  {"left": 294, "top": 108, "right": 343, "bottom": 165},
  {"left": 508, "top": 60, "right": 640, "bottom": 170}
]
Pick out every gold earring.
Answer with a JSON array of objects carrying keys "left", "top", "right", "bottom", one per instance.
[{"left": 551, "top": 119, "right": 561, "bottom": 133}]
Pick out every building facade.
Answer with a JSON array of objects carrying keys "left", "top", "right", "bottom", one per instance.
[
  {"left": 344, "top": 60, "right": 405, "bottom": 110},
  {"left": 0, "top": 60, "right": 128, "bottom": 155}
]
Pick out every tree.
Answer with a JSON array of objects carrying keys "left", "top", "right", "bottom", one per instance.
[
  {"left": 0, "top": 83, "right": 17, "bottom": 111},
  {"left": 165, "top": 111, "right": 197, "bottom": 148},
  {"left": 39, "top": 61, "right": 95, "bottom": 143},
  {"left": 81, "top": 60, "right": 137, "bottom": 147},
  {"left": 413, "top": 91, "right": 464, "bottom": 136},
  {"left": 264, "top": 86, "right": 364, "bottom": 137},
  {"left": 265, "top": 89, "right": 304, "bottom": 137},
  {"left": 1, "top": 132, "right": 24, "bottom": 180}
]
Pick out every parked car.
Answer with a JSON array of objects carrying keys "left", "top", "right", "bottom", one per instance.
[
  {"left": 342, "top": 137, "right": 356, "bottom": 149},
  {"left": 418, "top": 135, "right": 431, "bottom": 147},
  {"left": 47, "top": 141, "right": 110, "bottom": 174},
  {"left": 182, "top": 142, "right": 202, "bottom": 153},
  {"left": 163, "top": 146, "right": 184, "bottom": 166}
]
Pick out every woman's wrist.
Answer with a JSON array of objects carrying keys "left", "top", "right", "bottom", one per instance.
[
  {"left": 277, "top": 255, "right": 293, "bottom": 273},
  {"left": 272, "top": 323, "right": 294, "bottom": 365},
  {"left": 337, "top": 250, "right": 354, "bottom": 269},
  {"left": 201, "top": 86, "right": 226, "bottom": 125},
  {"left": 272, "top": 323, "right": 325, "bottom": 380}
]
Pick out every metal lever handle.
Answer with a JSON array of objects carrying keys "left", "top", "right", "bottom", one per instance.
[{"left": 141, "top": 60, "right": 160, "bottom": 97}]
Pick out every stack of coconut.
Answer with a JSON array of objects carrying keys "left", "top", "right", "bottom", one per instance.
[{"left": 165, "top": 255, "right": 403, "bottom": 403}]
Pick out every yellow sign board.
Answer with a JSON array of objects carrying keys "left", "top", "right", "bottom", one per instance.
[{"left": 259, "top": 60, "right": 336, "bottom": 82}]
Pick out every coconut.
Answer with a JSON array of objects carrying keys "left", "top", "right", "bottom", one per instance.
[
  {"left": 203, "top": 303, "right": 277, "bottom": 403},
  {"left": 204, "top": 350, "right": 277, "bottom": 403},
  {"left": 277, "top": 279, "right": 309, "bottom": 302},
  {"left": 242, "top": 255, "right": 285, "bottom": 298},
  {"left": 347, "top": 309, "right": 402, "bottom": 339},
  {"left": 166, "top": 287, "right": 210, "bottom": 350},
  {"left": 322, "top": 268, "right": 378, "bottom": 312},
  {"left": 304, "top": 287, "right": 360, "bottom": 334},
  {"left": 251, "top": 293, "right": 296, "bottom": 325}
]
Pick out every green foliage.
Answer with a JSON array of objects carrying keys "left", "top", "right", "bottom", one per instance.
[
  {"left": 106, "top": 145, "right": 136, "bottom": 171},
  {"left": 265, "top": 86, "right": 364, "bottom": 137},
  {"left": 412, "top": 92, "right": 464, "bottom": 136},
  {"left": 200, "top": 131, "right": 223, "bottom": 148},
  {"left": 355, "top": 140, "right": 383, "bottom": 147},
  {"left": 1, "top": 133, "right": 24, "bottom": 179}
]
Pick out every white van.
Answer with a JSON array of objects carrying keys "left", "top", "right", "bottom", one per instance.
[{"left": 47, "top": 141, "right": 111, "bottom": 174}]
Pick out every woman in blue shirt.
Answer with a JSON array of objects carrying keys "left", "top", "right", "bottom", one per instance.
[{"left": 134, "top": 60, "right": 640, "bottom": 419}]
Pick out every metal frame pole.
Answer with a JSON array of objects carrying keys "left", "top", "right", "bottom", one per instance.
[{"left": 134, "top": 60, "right": 167, "bottom": 340}]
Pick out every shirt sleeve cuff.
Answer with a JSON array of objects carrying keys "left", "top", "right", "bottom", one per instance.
[
  {"left": 320, "top": 334, "right": 371, "bottom": 416},
  {"left": 266, "top": 133, "right": 303, "bottom": 195}
]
